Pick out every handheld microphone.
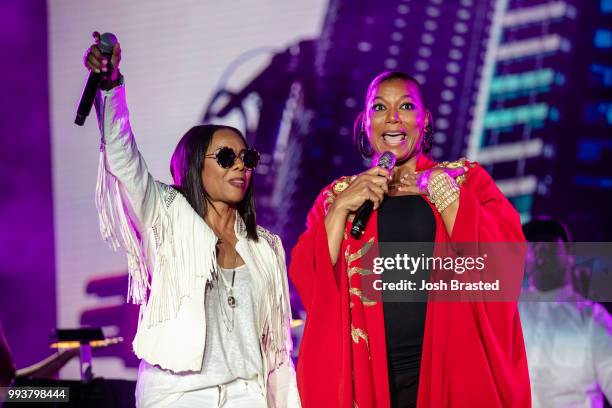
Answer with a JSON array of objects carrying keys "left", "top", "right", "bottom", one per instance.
[
  {"left": 75, "top": 32, "right": 118, "bottom": 126},
  {"left": 350, "top": 151, "right": 397, "bottom": 239}
]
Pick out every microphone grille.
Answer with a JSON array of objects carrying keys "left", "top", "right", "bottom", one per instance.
[
  {"left": 377, "top": 151, "right": 397, "bottom": 171},
  {"left": 98, "top": 32, "right": 118, "bottom": 55}
]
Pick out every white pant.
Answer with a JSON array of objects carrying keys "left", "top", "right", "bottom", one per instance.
[{"left": 137, "top": 378, "right": 267, "bottom": 408}]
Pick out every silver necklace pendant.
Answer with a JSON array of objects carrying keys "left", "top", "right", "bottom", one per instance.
[{"left": 227, "top": 295, "right": 236, "bottom": 308}]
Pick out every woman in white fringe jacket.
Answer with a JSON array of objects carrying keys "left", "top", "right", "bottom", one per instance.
[{"left": 84, "top": 32, "right": 300, "bottom": 407}]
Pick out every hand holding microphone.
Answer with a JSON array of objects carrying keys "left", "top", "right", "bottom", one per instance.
[
  {"left": 75, "top": 31, "right": 121, "bottom": 125},
  {"left": 350, "top": 152, "right": 396, "bottom": 238},
  {"left": 330, "top": 152, "right": 397, "bottom": 239}
]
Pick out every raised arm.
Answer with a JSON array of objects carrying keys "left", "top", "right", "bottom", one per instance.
[
  {"left": 94, "top": 84, "right": 162, "bottom": 229},
  {"left": 84, "top": 32, "right": 164, "bottom": 305},
  {"left": 85, "top": 32, "right": 162, "bottom": 229}
]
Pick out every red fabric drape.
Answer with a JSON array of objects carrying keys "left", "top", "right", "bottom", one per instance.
[{"left": 289, "top": 156, "right": 531, "bottom": 408}]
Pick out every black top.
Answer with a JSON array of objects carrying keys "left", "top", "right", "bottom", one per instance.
[{"left": 377, "top": 194, "right": 436, "bottom": 408}]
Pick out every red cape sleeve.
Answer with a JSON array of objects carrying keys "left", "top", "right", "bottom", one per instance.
[
  {"left": 289, "top": 186, "right": 338, "bottom": 312},
  {"left": 429, "top": 162, "right": 531, "bottom": 407}
]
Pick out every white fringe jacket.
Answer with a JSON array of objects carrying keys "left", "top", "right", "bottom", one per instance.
[{"left": 93, "top": 85, "right": 300, "bottom": 407}]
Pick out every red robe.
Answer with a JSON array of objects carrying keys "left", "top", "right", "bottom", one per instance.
[{"left": 289, "top": 155, "right": 531, "bottom": 407}]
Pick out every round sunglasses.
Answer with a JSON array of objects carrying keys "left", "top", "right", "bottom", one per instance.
[{"left": 205, "top": 146, "right": 260, "bottom": 170}]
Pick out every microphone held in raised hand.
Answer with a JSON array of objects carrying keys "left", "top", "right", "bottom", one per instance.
[
  {"left": 350, "top": 151, "right": 397, "bottom": 239},
  {"left": 74, "top": 32, "right": 118, "bottom": 126}
]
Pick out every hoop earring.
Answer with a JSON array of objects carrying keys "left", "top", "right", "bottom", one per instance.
[
  {"left": 359, "top": 130, "right": 374, "bottom": 159},
  {"left": 421, "top": 113, "right": 434, "bottom": 153}
]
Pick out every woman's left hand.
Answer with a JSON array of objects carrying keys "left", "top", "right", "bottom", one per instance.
[{"left": 395, "top": 166, "right": 467, "bottom": 195}]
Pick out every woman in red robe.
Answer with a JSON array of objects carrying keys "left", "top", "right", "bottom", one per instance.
[{"left": 289, "top": 71, "right": 531, "bottom": 407}]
